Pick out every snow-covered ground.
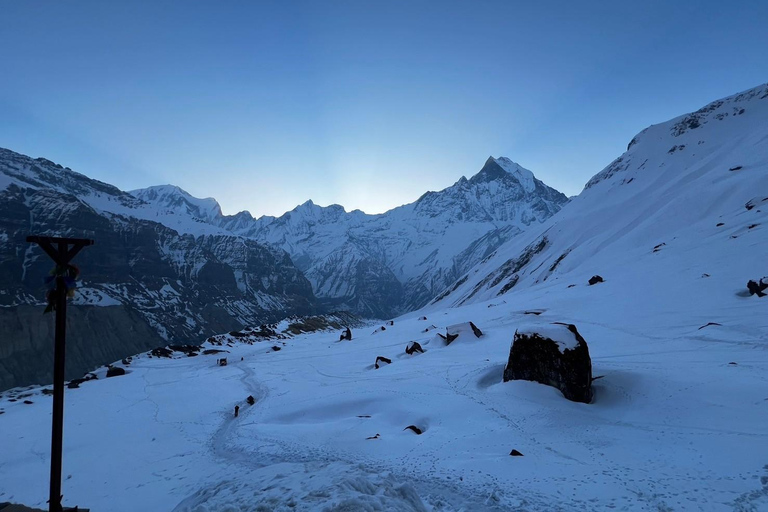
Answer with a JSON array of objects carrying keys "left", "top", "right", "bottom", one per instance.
[{"left": 1, "top": 272, "right": 767, "bottom": 511}]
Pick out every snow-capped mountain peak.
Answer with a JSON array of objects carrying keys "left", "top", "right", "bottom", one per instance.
[
  {"left": 131, "top": 184, "right": 223, "bottom": 223},
  {"left": 492, "top": 156, "right": 537, "bottom": 193}
]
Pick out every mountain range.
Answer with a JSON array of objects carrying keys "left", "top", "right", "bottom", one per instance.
[{"left": 0, "top": 151, "right": 566, "bottom": 389}]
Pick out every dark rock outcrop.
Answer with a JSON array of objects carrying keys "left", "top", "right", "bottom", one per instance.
[
  {"left": 151, "top": 347, "right": 174, "bottom": 358},
  {"left": 374, "top": 356, "right": 392, "bottom": 369},
  {"left": 106, "top": 366, "right": 126, "bottom": 378},
  {"left": 503, "top": 323, "right": 593, "bottom": 403},
  {"left": 588, "top": 275, "right": 604, "bottom": 285},
  {"left": 747, "top": 278, "right": 768, "bottom": 297},
  {"left": 405, "top": 341, "right": 424, "bottom": 355}
]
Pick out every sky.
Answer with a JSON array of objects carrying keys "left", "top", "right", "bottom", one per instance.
[{"left": 0, "top": 1, "right": 766, "bottom": 217}]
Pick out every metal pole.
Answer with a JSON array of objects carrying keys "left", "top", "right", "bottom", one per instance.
[{"left": 49, "top": 252, "right": 67, "bottom": 512}]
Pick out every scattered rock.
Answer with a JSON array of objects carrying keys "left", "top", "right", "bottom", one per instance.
[
  {"left": 339, "top": 327, "right": 352, "bottom": 341},
  {"left": 169, "top": 344, "right": 200, "bottom": 357},
  {"left": 716, "top": 223, "right": 724, "bottom": 227},
  {"left": 653, "top": 243, "right": 666, "bottom": 253},
  {"left": 388, "top": 321, "right": 394, "bottom": 326},
  {"left": 749, "top": 224, "right": 759, "bottom": 229},
  {"left": 509, "top": 449, "right": 524, "bottom": 456},
  {"left": 366, "top": 433, "right": 381, "bottom": 440},
  {"left": 403, "top": 425, "right": 423, "bottom": 435},
  {"left": 698, "top": 322, "right": 722, "bottom": 330},
  {"left": 588, "top": 275, "right": 604, "bottom": 286},
  {"left": 437, "top": 332, "right": 459, "bottom": 345},
  {"left": 745, "top": 197, "right": 768, "bottom": 211},
  {"left": 729, "top": 165, "right": 743, "bottom": 171},
  {"left": 202, "top": 349, "right": 228, "bottom": 355},
  {"left": 524, "top": 311, "right": 542, "bottom": 316},
  {"left": 106, "top": 366, "right": 126, "bottom": 378},
  {"left": 151, "top": 347, "right": 174, "bottom": 358},
  {"left": 728, "top": 362, "right": 738, "bottom": 366},
  {"left": 247, "top": 395, "right": 255, "bottom": 405},
  {"left": 567, "top": 284, "right": 576, "bottom": 288},
  {"left": 701, "top": 273, "right": 710, "bottom": 278},
  {"left": 271, "top": 346, "right": 281, "bottom": 351},
  {"left": 374, "top": 356, "right": 392, "bottom": 369},
  {"left": 504, "top": 323, "right": 593, "bottom": 403},
  {"left": 419, "top": 316, "right": 427, "bottom": 321},
  {"left": 747, "top": 278, "right": 768, "bottom": 297},
  {"left": 443, "top": 322, "right": 483, "bottom": 345},
  {"left": 23, "top": 400, "right": 33, "bottom": 405},
  {"left": 122, "top": 357, "right": 132, "bottom": 365},
  {"left": 357, "top": 415, "right": 371, "bottom": 418},
  {"left": 405, "top": 341, "right": 424, "bottom": 355}
]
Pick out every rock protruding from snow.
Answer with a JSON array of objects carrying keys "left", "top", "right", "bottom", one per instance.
[
  {"left": 747, "top": 277, "right": 768, "bottom": 297},
  {"left": 405, "top": 341, "right": 424, "bottom": 355},
  {"left": 447, "top": 322, "right": 483, "bottom": 339},
  {"left": 503, "top": 323, "right": 593, "bottom": 403},
  {"left": 106, "top": 366, "right": 126, "bottom": 378}
]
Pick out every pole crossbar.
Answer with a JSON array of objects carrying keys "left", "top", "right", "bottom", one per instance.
[{"left": 26, "top": 236, "right": 94, "bottom": 512}]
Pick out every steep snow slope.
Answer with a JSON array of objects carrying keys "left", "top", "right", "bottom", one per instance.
[
  {"left": 216, "top": 157, "right": 568, "bottom": 318},
  {"left": 430, "top": 83, "right": 768, "bottom": 309}
]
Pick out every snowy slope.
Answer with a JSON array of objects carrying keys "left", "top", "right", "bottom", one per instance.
[
  {"left": 429, "top": 83, "right": 768, "bottom": 310},
  {"left": 1, "top": 284, "right": 766, "bottom": 511}
]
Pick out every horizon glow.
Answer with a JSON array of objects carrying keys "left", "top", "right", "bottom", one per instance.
[{"left": 0, "top": 1, "right": 766, "bottom": 216}]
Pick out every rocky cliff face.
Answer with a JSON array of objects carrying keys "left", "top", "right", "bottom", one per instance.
[{"left": 0, "top": 148, "right": 318, "bottom": 390}]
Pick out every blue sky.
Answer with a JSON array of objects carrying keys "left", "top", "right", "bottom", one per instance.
[{"left": 1, "top": 1, "right": 766, "bottom": 216}]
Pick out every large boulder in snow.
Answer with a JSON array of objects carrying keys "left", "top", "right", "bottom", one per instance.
[{"left": 503, "top": 323, "right": 593, "bottom": 403}]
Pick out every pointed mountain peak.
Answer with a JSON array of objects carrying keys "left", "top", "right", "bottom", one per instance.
[{"left": 470, "top": 156, "right": 537, "bottom": 193}]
